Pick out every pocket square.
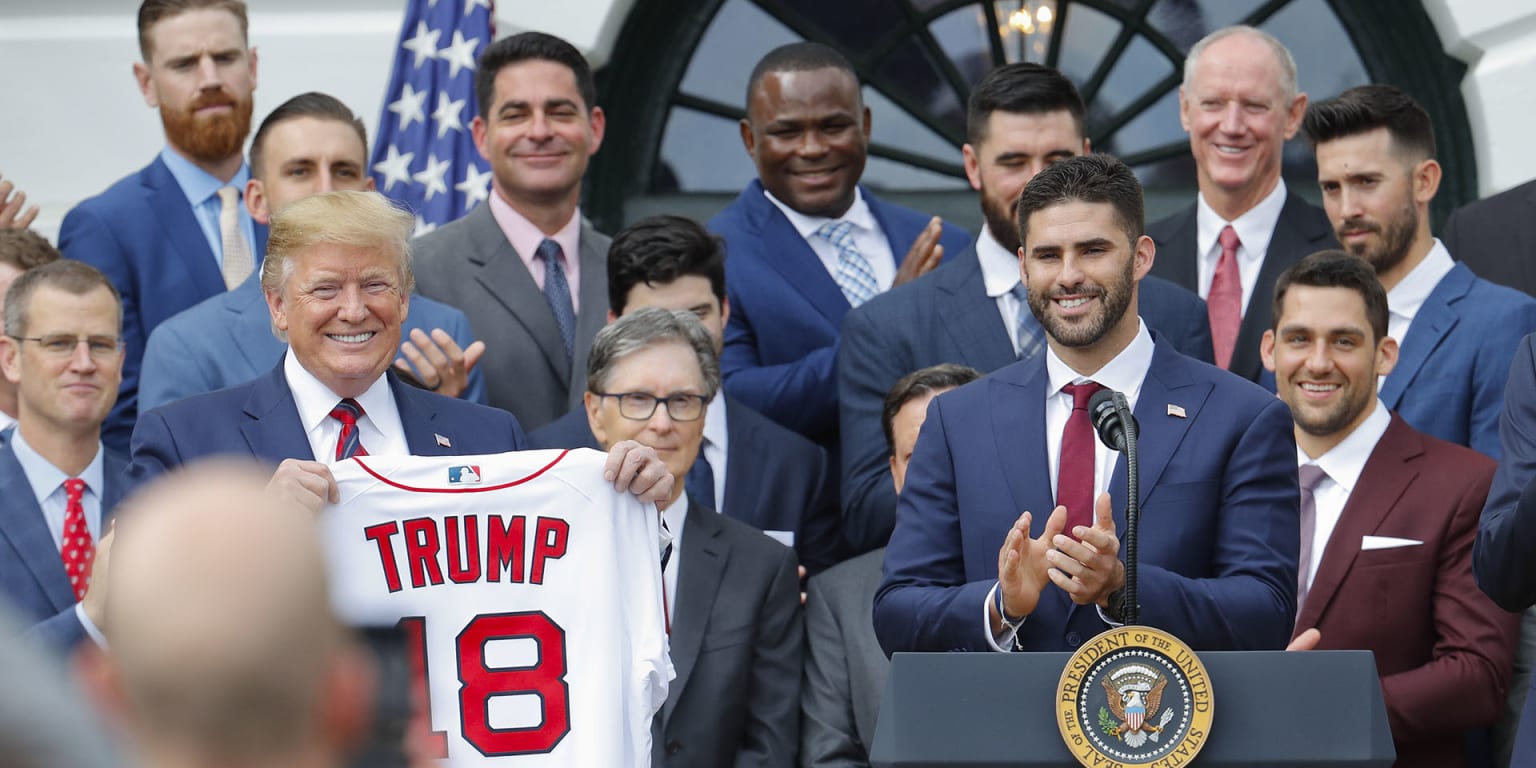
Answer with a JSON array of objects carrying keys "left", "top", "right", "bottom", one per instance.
[
  {"left": 764, "top": 530, "right": 796, "bottom": 548},
  {"left": 1361, "top": 535, "right": 1422, "bottom": 551}
]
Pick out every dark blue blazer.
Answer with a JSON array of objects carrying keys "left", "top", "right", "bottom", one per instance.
[
  {"left": 837, "top": 244, "right": 1215, "bottom": 553},
  {"left": 0, "top": 441, "right": 128, "bottom": 651},
  {"left": 127, "top": 365, "right": 526, "bottom": 493},
  {"left": 1382, "top": 262, "right": 1536, "bottom": 460},
  {"left": 58, "top": 155, "right": 269, "bottom": 455},
  {"left": 529, "top": 396, "right": 841, "bottom": 573},
  {"left": 873, "top": 335, "right": 1299, "bottom": 654},
  {"left": 1475, "top": 333, "right": 1536, "bottom": 766},
  {"left": 709, "top": 180, "right": 971, "bottom": 447},
  {"left": 138, "top": 274, "right": 486, "bottom": 413}
]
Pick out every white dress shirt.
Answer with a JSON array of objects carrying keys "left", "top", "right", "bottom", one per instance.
[
  {"left": 1385, "top": 239, "right": 1455, "bottom": 347},
  {"left": 700, "top": 394, "right": 729, "bottom": 515},
  {"left": 1195, "top": 179, "right": 1289, "bottom": 314},
  {"left": 976, "top": 225, "right": 1031, "bottom": 355},
  {"left": 0, "top": 411, "right": 15, "bottom": 433},
  {"left": 764, "top": 187, "right": 897, "bottom": 292},
  {"left": 1296, "top": 399, "right": 1392, "bottom": 590},
  {"left": 284, "top": 352, "right": 409, "bottom": 461},
  {"left": 987, "top": 321, "right": 1156, "bottom": 651}
]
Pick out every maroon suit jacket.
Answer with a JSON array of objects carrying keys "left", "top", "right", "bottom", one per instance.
[{"left": 1294, "top": 415, "right": 1518, "bottom": 768}]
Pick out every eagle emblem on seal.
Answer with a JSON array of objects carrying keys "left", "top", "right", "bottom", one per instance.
[{"left": 1101, "top": 664, "right": 1176, "bottom": 747}]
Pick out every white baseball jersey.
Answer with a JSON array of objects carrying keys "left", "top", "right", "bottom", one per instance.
[{"left": 324, "top": 449, "right": 672, "bottom": 767}]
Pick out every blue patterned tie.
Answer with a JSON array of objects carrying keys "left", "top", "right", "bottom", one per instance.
[
  {"left": 1010, "top": 282, "right": 1045, "bottom": 360},
  {"left": 685, "top": 449, "right": 717, "bottom": 511},
  {"left": 330, "top": 398, "right": 369, "bottom": 460},
  {"left": 814, "top": 220, "right": 879, "bottom": 307},
  {"left": 535, "top": 238, "right": 576, "bottom": 360}
]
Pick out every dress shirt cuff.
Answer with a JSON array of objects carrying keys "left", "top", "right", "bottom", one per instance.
[
  {"left": 75, "top": 603, "right": 108, "bottom": 649},
  {"left": 985, "top": 583, "right": 1023, "bottom": 652},
  {"left": 1095, "top": 605, "right": 1125, "bottom": 628}
]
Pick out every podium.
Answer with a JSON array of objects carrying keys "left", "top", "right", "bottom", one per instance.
[{"left": 870, "top": 650, "right": 1395, "bottom": 767}]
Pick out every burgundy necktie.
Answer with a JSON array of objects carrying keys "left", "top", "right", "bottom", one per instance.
[
  {"left": 1295, "top": 464, "right": 1328, "bottom": 620},
  {"left": 1058, "top": 382, "right": 1106, "bottom": 539},
  {"left": 60, "top": 478, "right": 94, "bottom": 601},
  {"left": 1209, "top": 225, "right": 1243, "bottom": 369},
  {"left": 330, "top": 398, "right": 370, "bottom": 460}
]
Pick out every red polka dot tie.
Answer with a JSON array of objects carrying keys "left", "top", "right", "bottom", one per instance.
[{"left": 60, "top": 478, "right": 95, "bottom": 602}]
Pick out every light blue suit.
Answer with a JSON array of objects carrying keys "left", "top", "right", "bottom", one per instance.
[{"left": 138, "top": 275, "right": 486, "bottom": 412}]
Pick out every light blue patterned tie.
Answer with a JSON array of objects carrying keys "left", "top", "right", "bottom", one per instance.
[
  {"left": 535, "top": 238, "right": 576, "bottom": 360},
  {"left": 815, "top": 220, "right": 879, "bottom": 308},
  {"left": 1009, "top": 282, "right": 1046, "bottom": 360}
]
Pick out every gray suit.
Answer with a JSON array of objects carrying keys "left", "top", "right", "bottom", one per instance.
[
  {"left": 412, "top": 204, "right": 610, "bottom": 430},
  {"left": 657, "top": 502, "right": 803, "bottom": 768},
  {"left": 800, "top": 548, "right": 887, "bottom": 768}
]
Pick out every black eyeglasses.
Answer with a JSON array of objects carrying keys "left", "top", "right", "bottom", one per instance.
[
  {"left": 8, "top": 334, "right": 122, "bottom": 359},
  {"left": 594, "top": 392, "right": 708, "bottom": 422}
]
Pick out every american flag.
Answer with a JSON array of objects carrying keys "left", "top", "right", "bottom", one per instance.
[{"left": 371, "top": 0, "right": 495, "bottom": 235}]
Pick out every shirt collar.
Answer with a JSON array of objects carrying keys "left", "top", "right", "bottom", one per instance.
[
  {"left": 487, "top": 190, "right": 582, "bottom": 267},
  {"left": 976, "top": 225, "right": 1023, "bottom": 299},
  {"left": 763, "top": 186, "right": 875, "bottom": 240},
  {"left": 702, "top": 394, "right": 727, "bottom": 452},
  {"left": 1195, "top": 178, "right": 1288, "bottom": 263},
  {"left": 7, "top": 428, "right": 105, "bottom": 504},
  {"left": 1044, "top": 319, "right": 1156, "bottom": 400},
  {"left": 1297, "top": 398, "right": 1391, "bottom": 495},
  {"left": 664, "top": 488, "right": 691, "bottom": 535},
  {"left": 282, "top": 350, "right": 399, "bottom": 438},
  {"left": 1386, "top": 239, "right": 1455, "bottom": 324},
  {"left": 159, "top": 145, "right": 250, "bottom": 208}
]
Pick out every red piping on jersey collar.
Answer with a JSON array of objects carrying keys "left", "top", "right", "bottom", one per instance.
[{"left": 348, "top": 450, "right": 571, "bottom": 493}]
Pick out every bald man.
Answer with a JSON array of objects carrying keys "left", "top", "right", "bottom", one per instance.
[{"left": 88, "top": 462, "right": 373, "bottom": 768}]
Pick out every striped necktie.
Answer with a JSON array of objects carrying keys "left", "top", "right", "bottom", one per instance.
[{"left": 330, "top": 398, "right": 370, "bottom": 460}]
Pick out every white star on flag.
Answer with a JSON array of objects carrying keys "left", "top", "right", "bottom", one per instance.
[
  {"left": 455, "top": 165, "right": 494, "bottom": 208},
  {"left": 400, "top": 21, "right": 441, "bottom": 69},
  {"left": 433, "top": 92, "right": 466, "bottom": 139},
  {"left": 464, "top": 0, "right": 491, "bottom": 14},
  {"left": 413, "top": 154, "right": 451, "bottom": 201},
  {"left": 437, "top": 30, "right": 479, "bottom": 79},
  {"left": 388, "top": 82, "right": 428, "bottom": 132},
  {"left": 414, "top": 215, "right": 438, "bottom": 236},
  {"left": 372, "top": 145, "right": 415, "bottom": 192}
]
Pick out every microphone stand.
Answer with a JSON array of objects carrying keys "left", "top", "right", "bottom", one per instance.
[{"left": 1111, "top": 391, "right": 1139, "bottom": 625}]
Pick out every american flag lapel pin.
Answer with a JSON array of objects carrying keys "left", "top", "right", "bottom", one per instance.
[
  {"left": 435, "top": 433, "right": 452, "bottom": 448},
  {"left": 1167, "top": 404, "right": 1187, "bottom": 419}
]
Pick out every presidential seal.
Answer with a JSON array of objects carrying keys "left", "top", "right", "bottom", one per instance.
[{"left": 1056, "top": 626, "right": 1213, "bottom": 767}]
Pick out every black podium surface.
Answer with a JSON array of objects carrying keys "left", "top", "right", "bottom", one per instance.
[{"left": 870, "top": 650, "right": 1394, "bottom": 767}]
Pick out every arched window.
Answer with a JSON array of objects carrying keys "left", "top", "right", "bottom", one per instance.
[{"left": 590, "top": 0, "right": 1470, "bottom": 232}]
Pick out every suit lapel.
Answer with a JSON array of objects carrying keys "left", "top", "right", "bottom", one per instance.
[
  {"left": 1297, "top": 417, "right": 1420, "bottom": 629},
  {"left": 144, "top": 158, "right": 225, "bottom": 295},
  {"left": 936, "top": 247, "right": 1019, "bottom": 371},
  {"left": 663, "top": 503, "right": 729, "bottom": 722},
  {"left": 742, "top": 181, "right": 852, "bottom": 327},
  {"left": 1380, "top": 264, "right": 1470, "bottom": 408},
  {"left": 239, "top": 365, "right": 316, "bottom": 461},
  {"left": 1152, "top": 205, "right": 1200, "bottom": 289},
  {"left": 0, "top": 446, "right": 75, "bottom": 613},
  {"left": 463, "top": 206, "right": 571, "bottom": 386},
  {"left": 990, "top": 363, "right": 1056, "bottom": 521},
  {"left": 864, "top": 189, "right": 914, "bottom": 272},
  {"left": 569, "top": 222, "right": 607, "bottom": 410},
  {"left": 1110, "top": 339, "right": 1206, "bottom": 510},
  {"left": 720, "top": 398, "right": 759, "bottom": 522},
  {"left": 392, "top": 373, "right": 458, "bottom": 456},
  {"left": 101, "top": 450, "right": 128, "bottom": 526}
]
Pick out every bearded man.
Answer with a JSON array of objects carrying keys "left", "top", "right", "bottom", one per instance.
[{"left": 58, "top": 0, "right": 262, "bottom": 454}]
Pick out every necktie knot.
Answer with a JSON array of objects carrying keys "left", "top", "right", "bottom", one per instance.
[
  {"left": 330, "top": 397, "right": 365, "bottom": 426},
  {"left": 1218, "top": 224, "right": 1240, "bottom": 251},
  {"left": 1298, "top": 463, "right": 1328, "bottom": 493},
  {"left": 815, "top": 220, "right": 854, "bottom": 247},
  {"left": 1063, "top": 381, "right": 1105, "bottom": 411},
  {"left": 535, "top": 237, "right": 562, "bottom": 265},
  {"left": 63, "top": 478, "right": 86, "bottom": 503}
]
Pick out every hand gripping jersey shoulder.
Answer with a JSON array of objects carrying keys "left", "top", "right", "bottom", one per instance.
[{"left": 325, "top": 448, "right": 672, "bottom": 766}]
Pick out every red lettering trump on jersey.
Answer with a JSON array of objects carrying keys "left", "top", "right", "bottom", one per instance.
[{"left": 325, "top": 449, "right": 672, "bottom": 766}]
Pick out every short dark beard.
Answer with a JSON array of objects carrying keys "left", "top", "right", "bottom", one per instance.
[
  {"left": 1338, "top": 198, "right": 1418, "bottom": 277},
  {"left": 1028, "top": 254, "right": 1136, "bottom": 348}
]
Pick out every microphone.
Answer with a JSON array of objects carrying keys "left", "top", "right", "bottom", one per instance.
[{"left": 1087, "top": 388, "right": 1140, "bottom": 626}]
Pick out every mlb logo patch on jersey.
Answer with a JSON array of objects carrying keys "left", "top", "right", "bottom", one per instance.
[{"left": 448, "top": 465, "right": 481, "bottom": 484}]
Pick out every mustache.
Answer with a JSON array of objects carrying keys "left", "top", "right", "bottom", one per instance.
[
  {"left": 188, "top": 90, "right": 237, "bottom": 114},
  {"left": 1337, "top": 217, "right": 1380, "bottom": 237},
  {"left": 1045, "top": 283, "right": 1105, "bottom": 300}
]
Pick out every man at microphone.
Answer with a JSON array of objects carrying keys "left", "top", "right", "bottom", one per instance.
[{"left": 874, "top": 154, "right": 1300, "bottom": 654}]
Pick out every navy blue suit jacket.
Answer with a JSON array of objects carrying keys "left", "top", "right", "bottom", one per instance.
[
  {"left": 837, "top": 244, "right": 1215, "bottom": 553},
  {"left": 59, "top": 155, "right": 269, "bottom": 455},
  {"left": 1147, "top": 191, "right": 1335, "bottom": 384},
  {"left": 0, "top": 441, "right": 128, "bottom": 651},
  {"left": 873, "top": 336, "right": 1299, "bottom": 653},
  {"left": 138, "top": 275, "right": 486, "bottom": 412},
  {"left": 529, "top": 396, "right": 841, "bottom": 573},
  {"left": 709, "top": 180, "right": 971, "bottom": 448},
  {"left": 127, "top": 365, "right": 526, "bottom": 493},
  {"left": 1382, "top": 262, "right": 1536, "bottom": 460}
]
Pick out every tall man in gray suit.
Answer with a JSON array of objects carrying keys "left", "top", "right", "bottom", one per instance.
[
  {"left": 413, "top": 31, "right": 610, "bottom": 430},
  {"left": 802, "top": 363, "right": 979, "bottom": 768}
]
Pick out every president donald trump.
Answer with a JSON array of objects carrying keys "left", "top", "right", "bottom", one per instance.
[{"left": 127, "top": 190, "right": 671, "bottom": 508}]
